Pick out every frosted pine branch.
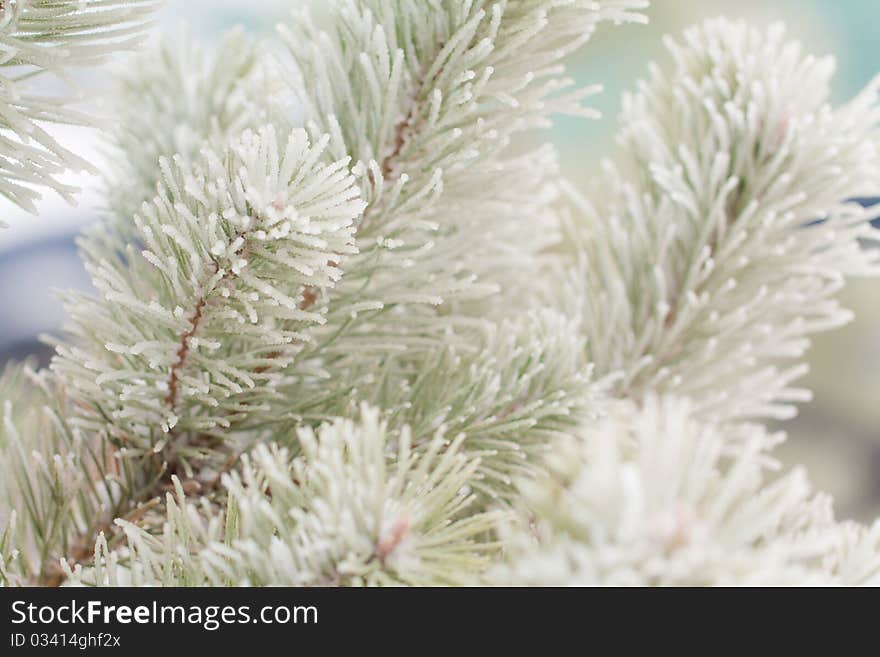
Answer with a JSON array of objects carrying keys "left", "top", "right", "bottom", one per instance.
[
  {"left": 564, "top": 18, "right": 880, "bottom": 422},
  {"left": 0, "top": 364, "right": 138, "bottom": 586},
  {"left": 0, "top": 0, "right": 158, "bottom": 215},
  {"left": 69, "top": 406, "right": 500, "bottom": 586},
  {"left": 104, "top": 30, "right": 280, "bottom": 230},
  {"left": 279, "top": 0, "right": 648, "bottom": 352},
  {"left": 3, "top": 2, "right": 880, "bottom": 588},
  {"left": 352, "top": 310, "right": 598, "bottom": 499},
  {"left": 273, "top": 309, "right": 599, "bottom": 504},
  {"left": 53, "top": 126, "right": 365, "bottom": 454},
  {"left": 39, "top": 123, "right": 365, "bottom": 579},
  {"left": 493, "top": 396, "right": 879, "bottom": 586}
]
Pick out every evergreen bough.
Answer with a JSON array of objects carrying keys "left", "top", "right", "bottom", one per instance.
[{"left": 1, "top": 0, "right": 879, "bottom": 587}]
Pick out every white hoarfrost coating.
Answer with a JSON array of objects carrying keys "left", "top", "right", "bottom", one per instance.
[{"left": 2, "top": 3, "right": 880, "bottom": 587}]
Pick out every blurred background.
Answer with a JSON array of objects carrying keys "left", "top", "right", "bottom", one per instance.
[{"left": 1, "top": 0, "right": 879, "bottom": 519}]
